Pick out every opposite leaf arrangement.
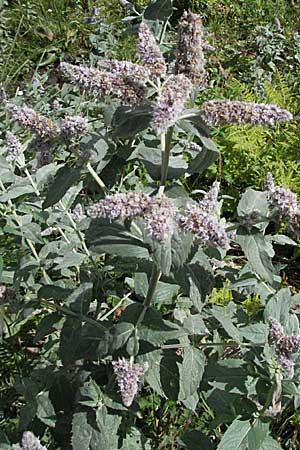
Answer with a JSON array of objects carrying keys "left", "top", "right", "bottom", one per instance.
[{"left": 1, "top": 4, "right": 300, "bottom": 450}]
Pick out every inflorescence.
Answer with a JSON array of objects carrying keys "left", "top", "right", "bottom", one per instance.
[
  {"left": 265, "top": 172, "right": 300, "bottom": 233},
  {"left": 88, "top": 187, "right": 229, "bottom": 247},
  {"left": 11, "top": 431, "right": 47, "bottom": 450},
  {"left": 112, "top": 357, "right": 145, "bottom": 407},
  {"left": 201, "top": 100, "right": 293, "bottom": 126},
  {"left": 138, "top": 22, "right": 166, "bottom": 76},
  {"left": 178, "top": 182, "right": 230, "bottom": 248},
  {"left": 60, "top": 62, "right": 146, "bottom": 105},
  {"left": 60, "top": 115, "right": 89, "bottom": 139},
  {"left": 152, "top": 75, "right": 192, "bottom": 134},
  {"left": 268, "top": 317, "right": 300, "bottom": 377},
  {"left": 6, "top": 103, "right": 60, "bottom": 138},
  {"left": 5, "top": 131, "right": 22, "bottom": 161},
  {"left": 174, "top": 11, "right": 206, "bottom": 85},
  {"left": 98, "top": 59, "right": 150, "bottom": 80},
  {"left": 88, "top": 192, "right": 176, "bottom": 242}
]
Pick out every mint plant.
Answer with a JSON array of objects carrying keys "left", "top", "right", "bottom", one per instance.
[{"left": 1, "top": 1, "right": 299, "bottom": 449}]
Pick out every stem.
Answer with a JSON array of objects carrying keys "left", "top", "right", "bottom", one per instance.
[
  {"left": 86, "top": 162, "right": 108, "bottom": 192},
  {"left": 24, "top": 167, "right": 40, "bottom": 196},
  {"left": 40, "top": 299, "right": 107, "bottom": 332},
  {"left": 161, "top": 342, "right": 265, "bottom": 350},
  {"left": 99, "top": 291, "right": 132, "bottom": 321},
  {"left": 136, "top": 265, "right": 162, "bottom": 327},
  {"left": 158, "top": 126, "right": 174, "bottom": 196}
]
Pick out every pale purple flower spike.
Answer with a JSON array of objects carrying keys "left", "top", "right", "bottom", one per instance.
[
  {"left": 152, "top": 74, "right": 192, "bottom": 134},
  {"left": 175, "top": 11, "right": 206, "bottom": 85},
  {"left": 113, "top": 357, "right": 145, "bottom": 407},
  {"left": 6, "top": 131, "right": 22, "bottom": 161},
  {"left": 201, "top": 100, "right": 293, "bottom": 126},
  {"left": 6, "top": 103, "right": 60, "bottom": 138},
  {"left": 138, "top": 22, "right": 166, "bottom": 76}
]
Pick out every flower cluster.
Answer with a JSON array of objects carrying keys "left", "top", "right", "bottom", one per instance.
[
  {"left": 98, "top": 59, "right": 149, "bottom": 80},
  {"left": 265, "top": 172, "right": 300, "bottom": 232},
  {"left": 201, "top": 100, "right": 293, "bottom": 126},
  {"left": 88, "top": 192, "right": 175, "bottom": 242},
  {"left": 178, "top": 183, "right": 229, "bottom": 248},
  {"left": 60, "top": 62, "right": 146, "bottom": 105},
  {"left": 88, "top": 192, "right": 152, "bottom": 221},
  {"left": 198, "top": 181, "right": 220, "bottom": 213},
  {"left": 152, "top": 75, "right": 192, "bottom": 134},
  {"left": 5, "top": 131, "right": 22, "bottom": 161},
  {"left": 60, "top": 115, "right": 88, "bottom": 139},
  {"left": 174, "top": 11, "right": 206, "bottom": 85},
  {"left": 11, "top": 431, "right": 47, "bottom": 450},
  {"left": 268, "top": 317, "right": 300, "bottom": 377},
  {"left": 112, "top": 357, "right": 145, "bottom": 407},
  {"left": 6, "top": 103, "right": 60, "bottom": 138},
  {"left": 144, "top": 196, "right": 176, "bottom": 241},
  {"left": 138, "top": 22, "right": 166, "bottom": 76}
]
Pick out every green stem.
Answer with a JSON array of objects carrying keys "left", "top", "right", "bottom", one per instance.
[
  {"left": 136, "top": 265, "right": 162, "bottom": 327},
  {"left": 86, "top": 162, "right": 108, "bottom": 192},
  {"left": 41, "top": 299, "right": 107, "bottom": 332},
  {"left": 162, "top": 341, "right": 265, "bottom": 350},
  {"left": 158, "top": 126, "right": 174, "bottom": 196}
]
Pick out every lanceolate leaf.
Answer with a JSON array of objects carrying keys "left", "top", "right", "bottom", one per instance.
[
  {"left": 216, "top": 418, "right": 251, "bottom": 450},
  {"left": 144, "top": 0, "right": 173, "bottom": 20},
  {"left": 43, "top": 166, "right": 81, "bottom": 209},
  {"left": 247, "top": 420, "right": 269, "bottom": 450},
  {"left": 179, "top": 346, "right": 205, "bottom": 400},
  {"left": 112, "top": 105, "right": 153, "bottom": 138},
  {"left": 236, "top": 226, "right": 275, "bottom": 283}
]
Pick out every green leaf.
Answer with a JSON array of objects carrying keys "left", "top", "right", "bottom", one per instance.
[
  {"left": 86, "top": 219, "right": 150, "bottom": 259},
  {"left": 152, "top": 236, "right": 172, "bottom": 275},
  {"left": 0, "top": 184, "right": 34, "bottom": 202},
  {"left": 160, "top": 351, "right": 180, "bottom": 400},
  {"left": 137, "top": 146, "right": 187, "bottom": 181},
  {"left": 95, "top": 405, "right": 121, "bottom": 450},
  {"left": 38, "top": 285, "right": 73, "bottom": 300},
  {"left": 22, "top": 222, "right": 43, "bottom": 244},
  {"left": 236, "top": 226, "right": 275, "bottom": 283},
  {"left": 179, "top": 346, "right": 205, "bottom": 400},
  {"left": 237, "top": 189, "right": 269, "bottom": 224},
  {"left": 72, "top": 412, "right": 92, "bottom": 450},
  {"left": 133, "top": 272, "right": 179, "bottom": 304},
  {"left": 43, "top": 166, "right": 81, "bottom": 208},
  {"left": 144, "top": 0, "right": 173, "bottom": 20},
  {"left": 212, "top": 305, "right": 240, "bottom": 341},
  {"left": 260, "top": 436, "right": 284, "bottom": 450},
  {"left": 112, "top": 105, "right": 153, "bottom": 138},
  {"left": 122, "top": 428, "right": 151, "bottom": 449},
  {"left": 177, "top": 430, "right": 214, "bottom": 450},
  {"left": 240, "top": 323, "right": 268, "bottom": 344},
  {"left": 36, "top": 391, "right": 56, "bottom": 427},
  {"left": 110, "top": 322, "right": 134, "bottom": 350},
  {"left": 271, "top": 234, "right": 298, "bottom": 246},
  {"left": 216, "top": 418, "right": 251, "bottom": 450},
  {"left": 72, "top": 407, "right": 121, "bottom": 450},
  {"left": 67, "top": 282, "right": 93, "bottom": 315},
  {"left": 183, "top": 314, "right": 208, "bottom": 336},
  {"left": 59, "top": 317, "right": 82, "bottom": 364},
  {"left": 248, "top": 420, "right": 269, "bottom": 450}
]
